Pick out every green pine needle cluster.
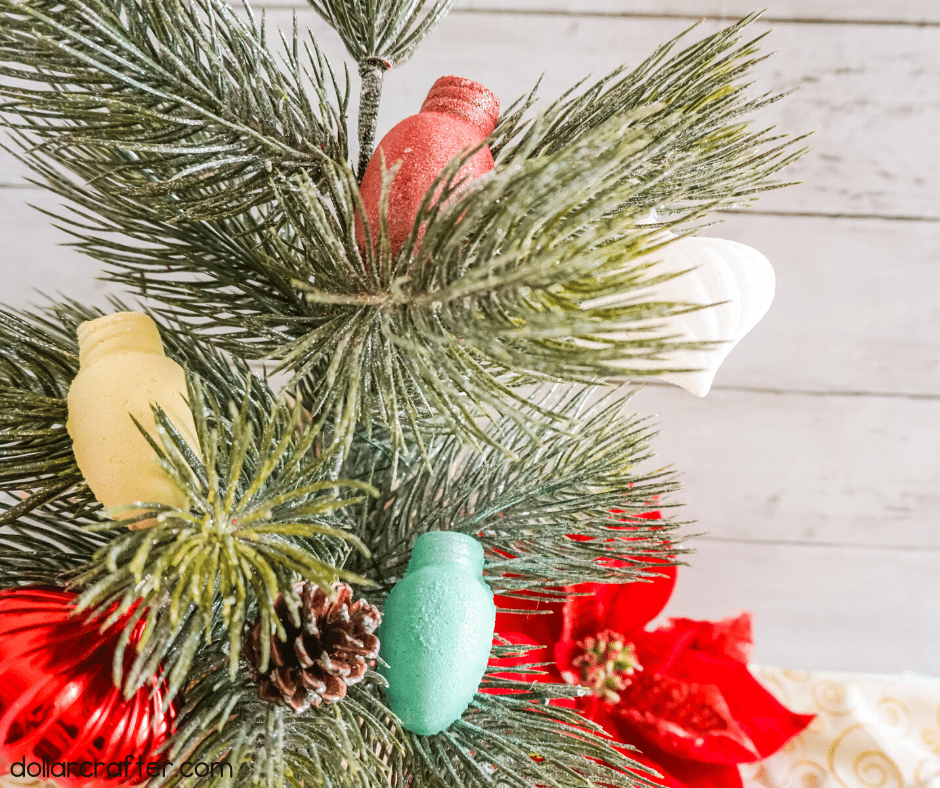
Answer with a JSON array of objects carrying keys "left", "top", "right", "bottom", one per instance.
[
  {"left": 342, "top": 387, "right": 686, "bottom": 600},
  {"left": 307, "top": 0, "right": 456, "bottom": 66},
  {"left": 0, "top": 1, "right": 803, "bottom": 451},
  {"left": 0, "top": 0, "right": 349, "bottom": 222},
  {"left": 0, "top": 1, "right": 802, "bottom": 787},
  {"left": 0, "top": 307, "right": 97, "bottom": 525},
  {"left": 165, "top": 660, "right": 399, "bottom": 788},
  {"left": 492, "top": 14, "right": 802, "bottom": 205},
  {"left": 75, "top": 369, "right": 376, "bottom": 697}
]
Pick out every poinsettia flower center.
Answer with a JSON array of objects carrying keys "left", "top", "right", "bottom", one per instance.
[{"left": 572, "top": 629, "right": 641, "bottom": 703}]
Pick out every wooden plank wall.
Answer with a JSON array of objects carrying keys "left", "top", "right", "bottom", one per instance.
[{"left": 1, "top": 2, "right": 937, "bottom": 674}]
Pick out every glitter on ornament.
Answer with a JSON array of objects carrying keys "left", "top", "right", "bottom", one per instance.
[
  {"left": 358, "top": 76, "right": 500, "bottom": 258},
  {"left": 0, "top": 587, "right": 176, "bottom": 788}
]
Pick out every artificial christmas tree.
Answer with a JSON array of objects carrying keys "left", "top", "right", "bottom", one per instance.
[{"left": 0, "top": 1, "right": 807, "bottom": 786}]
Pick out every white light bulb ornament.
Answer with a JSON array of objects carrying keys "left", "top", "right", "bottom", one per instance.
[
  {"left": 66, "top": 311, "right": 199, "bottom": 527},
  {"left": 621, "top": 235, "right": 775, "bottom": 397}
]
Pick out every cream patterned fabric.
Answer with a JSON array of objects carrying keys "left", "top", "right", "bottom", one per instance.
[{"left": 742, "top": 666, "right": 940, "bottom": 788}]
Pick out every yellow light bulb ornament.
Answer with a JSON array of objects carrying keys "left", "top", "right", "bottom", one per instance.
[{"left": 66, "top": 311, "right": 199, "bottom": 526}]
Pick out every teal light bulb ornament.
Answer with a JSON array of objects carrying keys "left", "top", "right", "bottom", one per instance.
[{"left": 378, "top": 531, "right": 495, "bottom": 735}]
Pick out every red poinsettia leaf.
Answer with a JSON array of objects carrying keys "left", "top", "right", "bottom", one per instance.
[
  {"left": 662, "top": 614, "right": 754, "bottom": 665},
  {"left": 561, "top": 563, "right": 678, "bottom": 645},
  {"left": 667, "top": 650, "right": 815, "bottom": 760},
  {"left": 588, "top": 700, "right": 743, "bottom": 788},
  {"left": 560, "top": 584, "right": 618, "bottom": 644},
  {"left": 554, "top": 566, "right": 676, "bottom": 685},
  {"left": 579, "top": 699, "right": 681, "bottom": 788},
  {"left": 630, "top": 739, "right": 746, "bottom": 788},
  {"left": 493, "top": 591, "right": 565, "bottom": 652},
  {"left": 628, "top": 625, "right": 693, "bottom": 680},
  {"left": 632, "top": 613, "right": 753, "bottom": 678},
  {"left": 613, "top": 672, "right": 762, "bottom": 764}
]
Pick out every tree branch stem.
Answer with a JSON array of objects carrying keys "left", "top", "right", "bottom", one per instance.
[{"left": 357, "top": 58, "right": 390, "bottom": 182}]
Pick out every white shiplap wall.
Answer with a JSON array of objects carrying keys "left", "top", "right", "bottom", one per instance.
[{"left": 1, "top": 2, "right": 937, "bottom": 674}]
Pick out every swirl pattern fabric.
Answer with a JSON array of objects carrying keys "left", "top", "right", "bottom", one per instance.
[{"left": 742, "top": 667, "right": 940, "bottom": 788}]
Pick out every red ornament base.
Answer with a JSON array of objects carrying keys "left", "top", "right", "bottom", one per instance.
[{"left": 0, "top": 588, "right": 176, "bottom": 788}]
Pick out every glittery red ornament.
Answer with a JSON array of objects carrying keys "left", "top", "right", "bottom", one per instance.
[
  {"left": 0, "top": 588, "right": 176, "bottom": 788},
  {"left": 358, "top": 75, "right": 500, "bottom": 258}
]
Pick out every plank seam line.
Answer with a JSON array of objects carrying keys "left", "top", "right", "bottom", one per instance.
[
  {"left": 713, "top": 386, "right": 940, "bottom": 401},
  {"left": 451, "top": 7, "right": 940, "bottom": 28},
  {"left": 722, "top": 209, "right": 940, "bottom": 224},
  {"left": 248, "top": 4, "right": 940, "bottom": 28},
  {"left": 689, "top": 535, "right": 940, "bottom": 552},
  {"left": 642, "top": 381, "right": 940, "bottom": 402}
]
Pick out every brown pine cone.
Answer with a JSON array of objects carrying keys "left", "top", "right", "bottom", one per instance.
[{"left": 244, "top": 581, "right": 381, "bottom": 713}]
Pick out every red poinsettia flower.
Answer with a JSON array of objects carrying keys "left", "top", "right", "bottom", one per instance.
[{"left": 490, "top": 527, "right": 813, "bottom": 788}]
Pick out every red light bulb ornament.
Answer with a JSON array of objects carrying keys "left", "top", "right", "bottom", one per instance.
[
  {"left": 0, "top": 588, "right": 176, "bottom": 788},
  {"left": 358, "top": 76, "right": 500, "bottom": 258}
]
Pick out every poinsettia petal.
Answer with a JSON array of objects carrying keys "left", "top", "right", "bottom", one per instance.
[
  {"left": 562, "top": 562, "right": 678, "bottom": 644},
  {"left": 600, "top": 561, "right": 678, "bottom": 636},
  {"left": 560, "top": 585, "right": 607, "bottom": 644},
  {"left": 493, "top": 591, "right": 565, "bottom": 651},
  {"left": 633, "top": 620, "right": 699, "bottom": 674},
  {"left": 632, "top": 610, "right": 752, "bottom": 676},
  {"left": 663, "top": 614, "right": 754, "bottom": 665},
  {"left": 667, "top": 649, "right": 815, "bottom": 760},
  {"left": 581, "top": 698, "right": 683, "bottom": 788},
  {"left": 588, "top": 700, "right": 742, "bottom": 788},
  {"left": 614, "top": 672, "right": 762, "bottom": 763},
  {"left": 630, "top": 740, "right": 746, "bottom": 788}
]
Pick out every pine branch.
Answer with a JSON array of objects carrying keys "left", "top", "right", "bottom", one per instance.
[
  {"left": 160, "top": 656, "right": 397, "bottom": 788},
  {"left": 73, "top": 367, "right": 377, "bottom": 700},
  {"left": 355, "top": 57, "right": 391, "bottom": 180},
  {"left": 440, "top": 692, "right": 660, "bottom": 788},
  {"left": 347, "top": 387, "right": 689, "bottom": 599},
  {"left": 0, "top": 0, "right": 350, "bottom": 221},
  {"left": 308, "top": 0, "right": 456, "bottom": 66},
  {"left": 0, "top": 306, "right": 94, "bottom": 525},
  {"left": 0, "top": 297, "right": 293, "bottom": 524},
  {"left": 307, "top": 0, "right": 456, "bottom": 175},
  {"left": 383, "top": 650, "right": 660, "bottom": 788},
  {"left": 285, "top": 115, "right": 718, "bottom": 450},
  {"left": 0, "top": 9, "right": 801, "bottom": 454},
  {"left": 0, "top": 504, "right": 120, "bottom": 586},
  {"left": 492, "top": 14, "right": 808, "bottom": 210},
  {"left": 0, "top": 298, "right": 373, "bottom": 699},
  {"left": 153, "top": 386, "right": 687, "bottom": 788},
  {"left": 94, "top": 109, "right": 724, "bottom": 455}
]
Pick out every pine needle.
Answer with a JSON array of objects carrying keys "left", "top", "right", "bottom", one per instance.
[{"left": 0, "top": 9, "right": 805, "bottom": 454}]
